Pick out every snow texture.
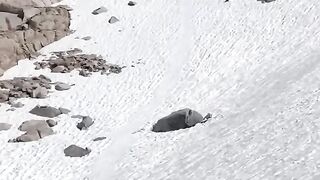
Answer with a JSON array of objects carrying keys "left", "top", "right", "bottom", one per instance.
[{"left": 1, "top": 0, "right": 320, "bottom": 179}]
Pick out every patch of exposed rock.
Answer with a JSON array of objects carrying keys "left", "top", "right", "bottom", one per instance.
[
  {"left": 0, "top": 75, "right": 52, "bottom": 102},
  {"left": 9, "top": 119, "right": 57, "bottom": 142},
  {"left": 64, "top": 145, "right": 91, "bottom": 157},
  {"left": 29, "top": 105, "right": 70, "bottom": 118},
  {"left": 0, "top": 1, "right": 71, "bottom": 75},
  {"left": 152, "top": 108, "right": 205, "bottom": 132},
  {"left": 34, "top": 50, "right": 123, "bottom": 76},
  {"left": 76, "top": 116, "right": 94, "bottom": 130},
  {"left": 92, "top": 6, "right": 107, "bottom": 15}
]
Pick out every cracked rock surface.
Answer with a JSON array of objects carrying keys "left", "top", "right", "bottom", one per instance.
[{"left": 0, "top": 0, "right": 70, "bottom": 75}]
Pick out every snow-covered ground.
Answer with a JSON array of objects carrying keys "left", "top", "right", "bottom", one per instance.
[{"left": 1, "top": 0, "right": 320, "bottom": 179}]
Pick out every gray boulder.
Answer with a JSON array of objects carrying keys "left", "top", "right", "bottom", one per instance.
[
  {"left": 0, "top": 122, "right": 11, "bottom": 131},
  {"left": 152, "top": 108, "right": 204, "bottom": 132},
  {"left": 29, "top": 105, "right": 62, "bottom": 118},
  {"left": 10, "top": 119, "right": 56, "bottom": 142},
  {"left": 55, "top": 82, "right": 71, "bottom": 91},
  {"left": 64, "top": 145, "right": 91, "bottom": 157},
  {"left": 76, "top": 116, "right": 94, "bottom": 130},
  {"left": 108, "top": 16, "right": 119, "bottom": 24}
]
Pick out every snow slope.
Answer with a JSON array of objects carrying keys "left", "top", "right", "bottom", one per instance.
[{"left": 1, "top": 0, "right": 320, "bottom": 179}]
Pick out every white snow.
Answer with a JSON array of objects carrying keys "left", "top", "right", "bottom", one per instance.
[{"left": 1, "top": 0, "right": 320, "bottom": 179}]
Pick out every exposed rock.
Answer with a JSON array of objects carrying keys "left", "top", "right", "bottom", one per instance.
[
  {"left": 34, "top": 52, "right": 123, "bottom": 77},
  {"left": 46, "top": 119, "right": 57, "bottom": 127},
  {"left": 152, "top": 108, "right": 204, "bottom": 132},
  {"left": 52, "top": 65, "right": 67, "bottom": 73},
  {"left": 0, "top": 3, "right": 71, "bottom": 75},
  {"left": 29, "top": 105, "right": 62, "bottom": 118},
  {"left": 64, "top": 145, "right": 91, "bottom": 157},
  {"left": 128, "top": 1, "right": 136, "bottom": 6},
  {"left": 0, "top": 122, "right": 11, "bottom": 131},
  {"left": 55, "top": 82, "right": 71, "bottom": 91},
  {"left": 0, "top": 91, "right": 9, "bottom": 102},
  {"left": 92, "top": 6, "right": 107, "bottom": 15},
  {"left": 0, "top": 75, "right": 56, "bottom": 103},
  {"left": 76, "top": 116, "right": 94, "bottom": 130},
  {"left": 108, "top": 16, "right": 119, "bottom": 24},
  {"left": 93, "top": 137, "right": 106, "bottom": 141},
  {"left": 59, "top": 107, "right": 70, "bottom": 114},
  {"left": 9, "top": 119, "right": 56, "bottom": 142},
  {"left": 81, "top": 36, "right": 91, "bottom": 41}
]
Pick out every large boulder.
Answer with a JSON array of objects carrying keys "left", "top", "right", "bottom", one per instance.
[
  {"left": 29, "top": 105, "right": 62, "bottom": 118},
  {"left": 152, "top": 108, "right": 204, "bottom": 132},
  {"left": 0, "top": 1, "right": 70, "bottom": 75},
  {"left": 9, "top": 119, "right": 57, "bottom": 142}
]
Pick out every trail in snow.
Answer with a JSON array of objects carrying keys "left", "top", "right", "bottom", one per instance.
[{"left": 92, "top": 1, "right": 196, "bottom": 179}]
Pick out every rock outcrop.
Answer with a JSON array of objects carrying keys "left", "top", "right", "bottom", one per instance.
[
  {"left": 9, "top": 119, "right": 57, "bottom": 142},
  {"left": 0, "top": 0, "right": 71, "bottom": 75}
]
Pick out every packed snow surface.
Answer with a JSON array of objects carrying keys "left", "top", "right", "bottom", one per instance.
[{"left": 1, "top": 0, "right": 320, "bottom": 179}]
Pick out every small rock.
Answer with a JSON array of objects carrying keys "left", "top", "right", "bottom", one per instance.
[
  {"left": 52, "top": 65, "right": 66, "bottom": 73},
  {"left": 128, "top": 1, "right": 136, "bottom": 6},
  {"left": 29, "top": 105, "right": 62, "bottom": 118},
  {"left": 0, "top": 123, "right": 12, "bottom": 131},
  {"left": 64, "top": 145, "right": 91, "bottom": 157},
  {"left": 46, "top": 119, "right": 57, "bottom": 127},
  {"left": 55, "top": 83, "right": 71, "bottom": 91},
  {"left": 108, "top": 16, "right": 119, "bottom": 24},
  {"left": 77, "top": 116, "right": 94, "bottom": 130},
  {"left": 59, "top": 107, "right": 71, "bottom": 114},
  {"left": 82, "top": 36, "right": 91, "bottom": 41},
  {"left": 92, "top": 6, "right": 108, "bottom": 15},
  {"left": 93, "top": 137, "right": 106, "bottom": 141},
  {"left": 79, "top": 70, "right": 91, "bottom": 77},
  {"left": 0, "top": 92, "right": 9, "bottom": 102},
  {"left": 6, "top": 108, "right": 15, "bottom": 111}
]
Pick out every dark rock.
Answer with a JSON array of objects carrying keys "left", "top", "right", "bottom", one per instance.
[
  {"left": 64, "top": 145, "right": 91, "bottom": 157},
  {"left": 29, "top": 105, "right": 62, "bottom": 118},
  {"left": 92, "top": 6, "right": 107, "bottom": 15},
  {"left": 76, "top": 116, "right": 94, "bottom": 130},
  {"left": 0, "top": 123, "right": 12, "bottom": 131},
  {"left": 128, "top": 1, "right": 136, "bottom": 6},
  {"left": 93, "top": 137, "right": 106, "bottom": 141},
  {"left": 152, "top": 108, "right": 204, "bottom": 132},
  {"left": 11, "top": 102, "right": 24, "bottom": 108}
]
